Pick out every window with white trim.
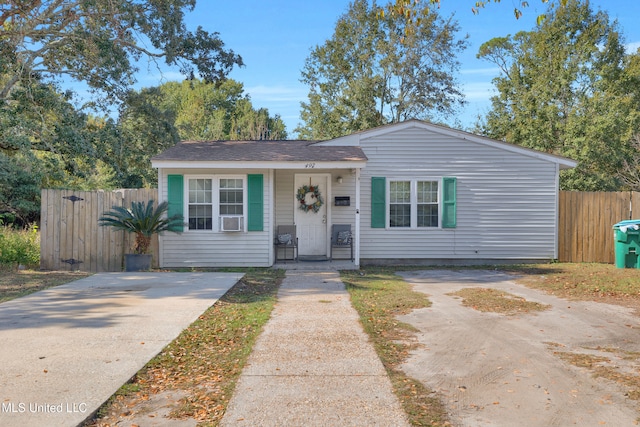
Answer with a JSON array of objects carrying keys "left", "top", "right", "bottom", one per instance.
[
  {"left": 219, "top": 178, "right": 243, "bottom": 216},
  {"left": 188, "top": 178, "right": 213, "bottom": 230},
  {"left": 186, "top": 176, "right": 245, "bottom": 231},
  {"left": 389, "top": 179, "right": 440, "bottom": 228}
]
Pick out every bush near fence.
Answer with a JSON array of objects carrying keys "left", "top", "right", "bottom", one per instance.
[{"left": 0, "top": 225, "right": 40, "bottom": 268}]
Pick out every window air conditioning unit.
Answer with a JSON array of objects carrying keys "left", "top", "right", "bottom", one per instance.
[{"left": 220, "top": 216, "right": 243, "bottom": 232}]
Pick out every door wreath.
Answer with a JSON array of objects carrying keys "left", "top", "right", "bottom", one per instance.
[{"left": 297, "top": 184, "right": 324, "bottom": 213}]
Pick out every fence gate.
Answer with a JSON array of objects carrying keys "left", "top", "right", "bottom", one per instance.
[{"left": 40, "top": 189, "right": 158, "bottom": 272}]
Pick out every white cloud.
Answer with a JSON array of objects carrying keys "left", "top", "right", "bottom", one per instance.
[
  {"left": 462, "top": 82, "right": 497, "bottom": 102},
  {"left": 244, "top": 85, "right": 307, "bottom": 103},
  {"left": 626, "top": 41, "right": 640, "bottom": 54},
  {"left": 460, "top": 67, "right": 502, "bottom": 76}
]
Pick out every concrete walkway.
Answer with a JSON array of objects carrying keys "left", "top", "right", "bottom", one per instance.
[
  {"left": 0, "top": 272, "right": 242, "bottom": 427},
  {"left": 221, "top": 270, "right": 409, "bottom": 426}
]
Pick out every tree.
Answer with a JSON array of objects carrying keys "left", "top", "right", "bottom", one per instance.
[
  {"left": 297, "top": 0, "right": 467, "bottom": 140},
  {"left": 112, "top": 87, "right": 179, "bottom": 188},
  {"left": 477, "top": 0, "right": 638, "bottom": 190},
  {"left": 229, "top": 99, "right": 287, "bottom": 141},
  {"left": 0, "top": 0, "right": 243, "bottom": 104},
  {"left": 383, "top": 0, "right": 568, "bottom": 23},
  {"left": 0, "top": 71, "right": 112, "bottom": 219},
  {"left": 0, "top": 153, "right": 42, "bottom": 224},
  {"left": 125, "top": 79, "right": 287, "bottom": 142},
  {"left": 110, "top": 79, "right": 287, "bottom": 188},
  {"left": 0, "top": 0, "right": 244, "bottom": 213}
]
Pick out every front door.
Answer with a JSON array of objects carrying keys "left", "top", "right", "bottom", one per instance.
[{"left": 294, "top": 174, "right": 329, "bottom": 257}]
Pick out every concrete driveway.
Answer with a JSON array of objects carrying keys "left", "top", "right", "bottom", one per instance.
[
  {"left": 397, "top": 270, "right": 640, "bottom": 427},
  {"left": 0, "top": 272, "right": 242, "bottom": 427}
]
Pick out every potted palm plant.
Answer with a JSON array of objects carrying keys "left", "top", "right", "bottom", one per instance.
[{"left": 99, "top": 200, "right": 183, "bottom": 271}]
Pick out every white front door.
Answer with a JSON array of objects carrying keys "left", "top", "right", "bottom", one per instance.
[{"left": 295, "top": 174, "right": 329, "bottom": 257}]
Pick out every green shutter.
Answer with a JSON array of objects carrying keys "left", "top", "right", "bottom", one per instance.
[
  {"left": 167, "top": 174, "right": 184, "bottom": 232},
  {"left": 371, "top": 177, "right": 386, "bottom": 228},
  {"left": 442, "top": 177, "right": 457, "bottom": 228},
  {"left": 247, "top": 174, "right": 264, "bottom": 231}
]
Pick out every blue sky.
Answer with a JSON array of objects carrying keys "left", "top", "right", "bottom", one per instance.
[{"left": 136, "top": 0, "right": 640, "bottom": 137}]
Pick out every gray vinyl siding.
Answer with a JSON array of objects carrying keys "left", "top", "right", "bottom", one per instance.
[
  {"left": 274, "top": 170, "right": 295, "bottom": 226},
  {"left": 157, "top": 168, "right": 272, "bottom": 268},
  {"left": 359, "top": 127, "right": 559, "bottom": 261}
]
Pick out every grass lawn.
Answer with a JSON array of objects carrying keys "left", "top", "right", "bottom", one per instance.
[
  {"left": 0, "top": 267, "right": 91, "bottom": 303},
  {"left": 501, "top": 262, "right": 640, "bottom": 312},
  {"left": 2, "top": 263, "right": 639, "bottom": 426}
]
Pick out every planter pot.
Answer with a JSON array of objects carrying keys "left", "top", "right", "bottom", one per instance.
[{"left": 125, "top": 254, "right": 152, "bottom": 272}]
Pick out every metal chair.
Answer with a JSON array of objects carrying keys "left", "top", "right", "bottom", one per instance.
[
  {"left": 274, "top": 225, "right": 298, "bottom": 262},
  {"left": 330, "top": 224, "right": 353, "bottom": 261}
]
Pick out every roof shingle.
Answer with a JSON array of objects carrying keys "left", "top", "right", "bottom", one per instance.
[{"left": 152, "top": 140, "right": 367, "bottom": 162}]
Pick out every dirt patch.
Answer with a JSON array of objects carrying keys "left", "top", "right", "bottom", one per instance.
[
  {"left": 398, "top": 270, "right": 640, "bottom": 427},
  {"left": 94, "top": 390, "right": 196, "bottom": 427},
  {"left": 448, "top": 287, "right": 551, "bottom": 315}
]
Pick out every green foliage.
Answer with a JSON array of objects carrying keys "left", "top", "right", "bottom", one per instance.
[
  {"left": 111, "top": 79, "right": 287, "bottom": 189},
  {"left": 126, "top": 79, "right": 287, "bottom": 141},
  {"left": 0, "top": 75, "right": 123, "bottom": 218},
  {"left": 383, "top": 0, "right": 568, "bottom": 23},
  {"left": 477, "top": 0, "right": 639, "bottom": 190},
  {"left": 0, "top": 1, "right": 249, "bottom": 219},
  {"left": 98, "top": 200, "right": 184, "bottom": 254},
  {"left": 297, "top": 0, "right": 467, "bottom": 139},
  {"left": 111, "top": 87, "right": 179, "bottom": 188},
  {"left": 0, "top": 225, "right": 40, "bottom": 267},
  {"left": 0, "top": 76, "right": 94, "bottom": 157},
  {"left": 0, "top": 0, "right": 243, "bottom": 103},
  {"left": 0, "top": 153, "right": 42, "bottom": 224}
]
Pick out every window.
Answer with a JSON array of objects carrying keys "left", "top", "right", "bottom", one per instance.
[
  {"left": 389, "top": 181, "right": 411, "bottom": 227},
  {"left": 417, "top": 181, "right": 438, "bottom": 227},
  {"left": 185, "top": 176, "right": 245, "bottom": 231},
  {"left": 188, "top": 178, "right": 213, "bottom": 230},
  {"left": 371, "top": 177, "right": 456, "bottom": 229},
  {"left": 220, "top": 178, "right": 243, "bottom": 216},
  {"left": 389, "top": 179, "right": 439, "bottom": 228}
]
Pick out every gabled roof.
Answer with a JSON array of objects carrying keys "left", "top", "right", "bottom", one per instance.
[
  {"left": 318, "top": 119, "right": 577, "bottom": 170},
  {"left": 151, "top": 140, "right": 368, "bottom": 169},
  {"left": 151, "top": 120, "right": 577, "bottom": 171}
]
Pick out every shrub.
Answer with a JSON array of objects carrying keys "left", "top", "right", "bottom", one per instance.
[{"left": 0, "top": 225, "right": 40, "bottom": 268}]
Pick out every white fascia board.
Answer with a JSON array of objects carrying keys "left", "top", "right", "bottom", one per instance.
[{"left": 151, "top": 160, "right": 367, "bottom": 169}]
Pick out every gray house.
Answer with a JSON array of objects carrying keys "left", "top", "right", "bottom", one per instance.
[{"left": 151, "top": 120, "right": 576, "bottom": 268}]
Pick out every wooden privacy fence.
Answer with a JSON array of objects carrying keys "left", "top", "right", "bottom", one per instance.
[
  {"left": 558, "top": 191, "right": 640, "bottom": 263},
  {"left": 40, "top": 189, "right": 159, "bottom": 272}
]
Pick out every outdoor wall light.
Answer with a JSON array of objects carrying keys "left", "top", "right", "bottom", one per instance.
[{"left": 337, "top": 176, "right": 343, "bottom": 184}]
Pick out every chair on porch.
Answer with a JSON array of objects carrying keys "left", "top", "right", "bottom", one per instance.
[
  {"left": 274, "top": 225, "right": 298, "bottom": 262},
  {"left": 330, "top": 224, "right": 353, "bottom": 262}
]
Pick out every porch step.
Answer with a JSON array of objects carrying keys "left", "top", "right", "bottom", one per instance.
[{"left": 297, "top": 255, "right": 329, "bottom": 262}]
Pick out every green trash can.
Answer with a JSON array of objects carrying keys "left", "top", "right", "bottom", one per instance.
[{"left": 613, "top": 220, "right": 640, "bottom": 268}]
